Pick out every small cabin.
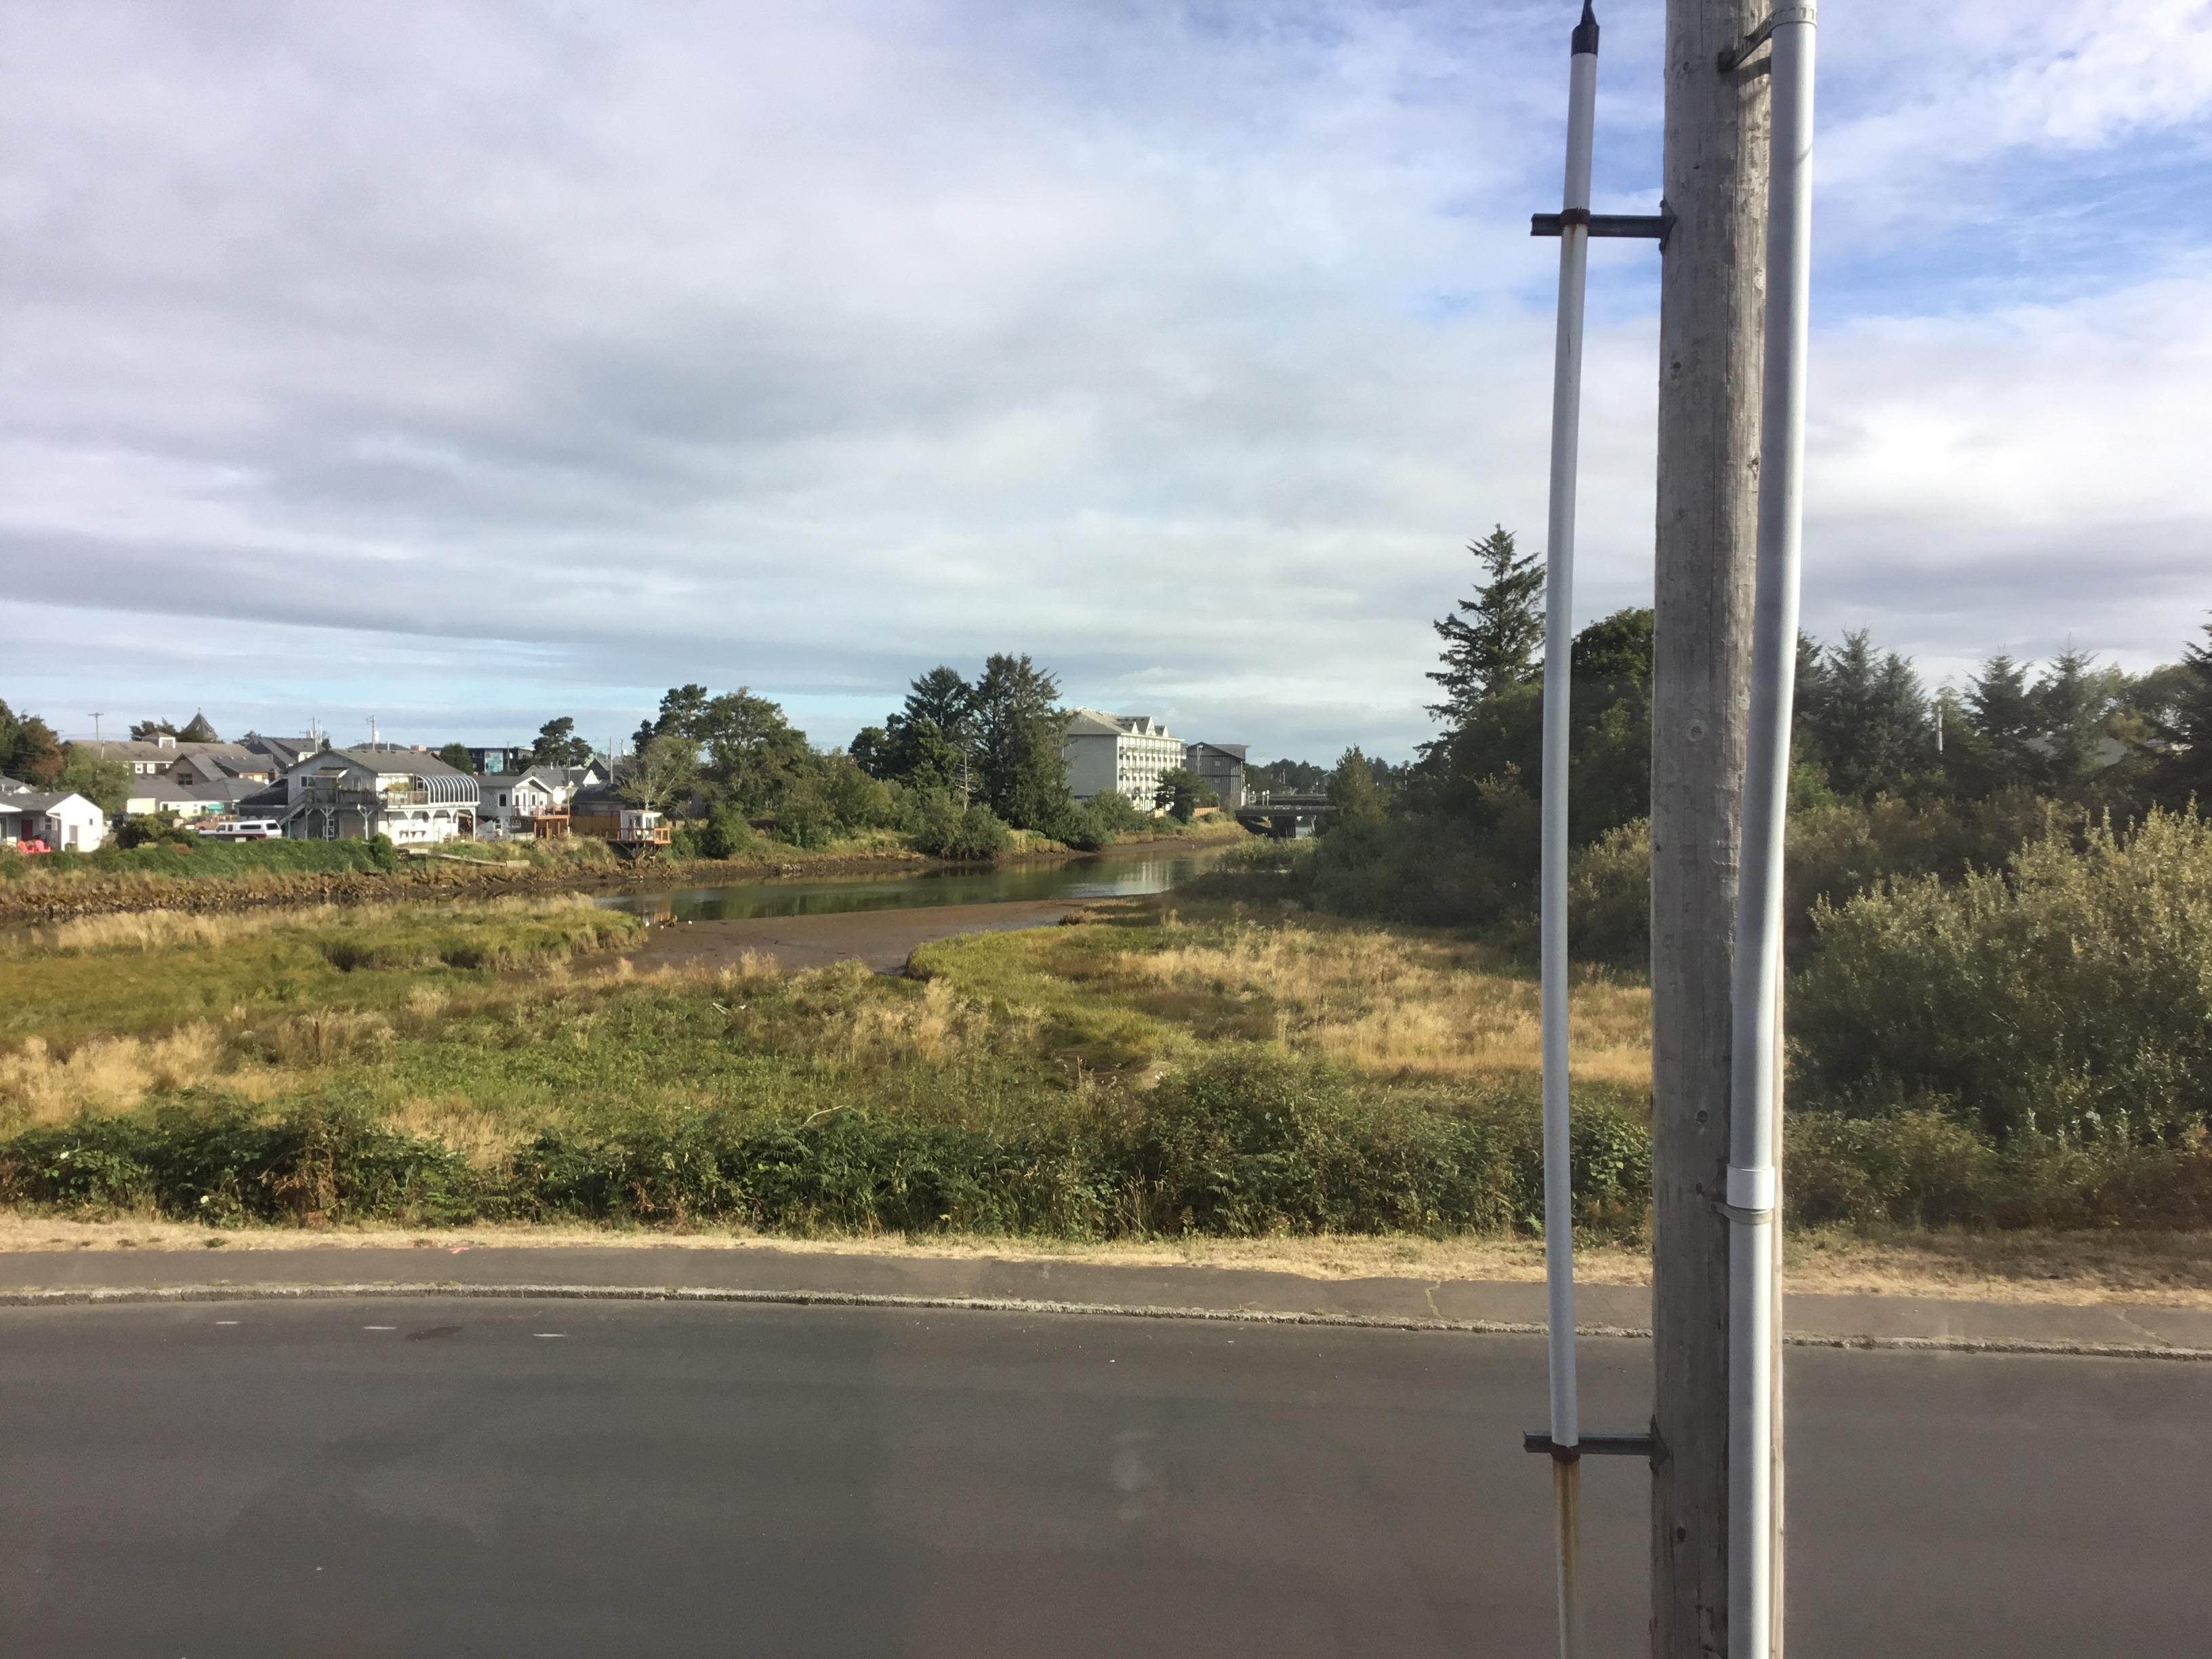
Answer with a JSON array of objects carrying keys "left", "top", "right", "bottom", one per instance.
[{"left": 569, "top": 787, "right": 670, "bottom": 847}]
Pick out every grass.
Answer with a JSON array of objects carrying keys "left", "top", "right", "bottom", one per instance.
[
  {"left": 916, "top": 899, "right": 1650, "bottom": 1088},
  {"left": 0, "top": 897, "right": 644, "bottom": 1120},
  {"left": 0, "top": 887, "right": 2207, "bottom": 1279}
]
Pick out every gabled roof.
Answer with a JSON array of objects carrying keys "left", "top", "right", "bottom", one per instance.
[
  {"left": 5, "top": 792, "right": 96, "bottom": 815},
  {"left": 1063, "top": 710, "right": 1126, "bottom": 737},
  {"left": 0, "top": 774, "right": 30, "bottom": 794},
  {"left": 304, "top": 745, "right": 468, "bottom": 777}
]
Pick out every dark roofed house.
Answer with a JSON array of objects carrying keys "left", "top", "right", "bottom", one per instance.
[
  {"left": 240, "top": 733, "right": 331, "bottom": 771},
  {"left": 275, "top": 745, "right": 480, "bottom": 845},
  {"left": 569, "top": 785, "right": 668, "bottom": 849},
  {"left": 1184, "top": 741, "right": 1248, "bottom": 811}
]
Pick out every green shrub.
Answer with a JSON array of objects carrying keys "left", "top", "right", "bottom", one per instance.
[
  {"left": 1565, "top": 819, "right": 1650, "bottom": 969},
  {"left": 1793, "top": 807, "right": 2212, "bottom": 1142},
  {"left": 906, "top": 793, "right": 1010, "bottom": 861},
  {"left": 0, "top": 1096, "right": 487, "bottom": 1225}
]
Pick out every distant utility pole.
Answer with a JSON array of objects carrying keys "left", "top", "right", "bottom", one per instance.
[
  {"left": 1650, "top": 1, "right": 1770, "bottom": 1656},
  {"left": 90, "top": 712, "right": 105, "bottom": 752}
]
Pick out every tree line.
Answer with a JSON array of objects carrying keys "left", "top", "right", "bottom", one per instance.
[{"left": 1288, "top": 523, "right": 2212, "bottom": 928}]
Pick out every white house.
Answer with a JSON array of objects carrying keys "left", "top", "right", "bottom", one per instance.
[
  {"left": 0, "top": 792, "right": 107, "bottom": 851},
  {"left": 1063, "top": 710, "right": 1183, "bottom": 808},
  {"left": 274, "top": 745, "right": 479, "bottom": 845},
  {"left": 476, "top": 767, "right": 573, "bottom": 837}
]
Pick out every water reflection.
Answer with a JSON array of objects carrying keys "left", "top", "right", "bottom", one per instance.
[{"left": 596, "top": 849, "right": 1224, "bottom": 923}]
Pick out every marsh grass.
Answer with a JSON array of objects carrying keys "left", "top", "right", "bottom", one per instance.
[
  {"left": 0, "top": 897, "right": 643, "bottom": 1117},
  {"left": 4, "top": 890, "right": 2209, "bottom": 1243},
  {"left": 910, "top": 899, "right": 1651, "bottom": 1090}
]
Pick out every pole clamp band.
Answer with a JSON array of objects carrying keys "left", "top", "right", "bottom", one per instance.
[
  {"left": 1719, "top": 7, "right": 1814, "bottom": 72},
  {"left": 1726, "top": 1164, "right": 1776, "bottom": 1212}
]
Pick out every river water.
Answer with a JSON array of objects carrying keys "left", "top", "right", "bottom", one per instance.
[{"left": 595, "top": 846, "right": 1230, "bottom": 924}]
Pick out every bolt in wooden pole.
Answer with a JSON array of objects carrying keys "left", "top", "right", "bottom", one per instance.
[{"left": 1650, "top": 1, "right": 1769, "bottom": 1655}]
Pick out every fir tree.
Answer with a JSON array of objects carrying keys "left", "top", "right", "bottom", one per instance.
[{"left": 1425, "top": 527, "right": 1544, "bottom": 735}]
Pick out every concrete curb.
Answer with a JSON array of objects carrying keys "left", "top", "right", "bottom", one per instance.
[{"left": 6, "top": 1279, "right": 2208, "bottom": 1361}]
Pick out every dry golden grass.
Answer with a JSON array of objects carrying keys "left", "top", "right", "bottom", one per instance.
[
  {"left": 0, "top": 1025, "right": 228, "bottom": 1126},
  {"left": 12, "top": 892, "right": 618, "bottom": 961},
  {"left": 1115, "top": 920, "right": 1651, "bottom": 1086},
  {"left": 834, "top": 973, "right": 992, "bottom": 1065},
  {"left": 384, "top": 1094, "right": 529, "bottom": 1168},
  {"left": 3, "top": 1217, "right": 2202, "bottom": 1312}
]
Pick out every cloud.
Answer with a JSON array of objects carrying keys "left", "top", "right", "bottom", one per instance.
[{"left": 1, "top": 0, "right": 2206, "bottom": 759}]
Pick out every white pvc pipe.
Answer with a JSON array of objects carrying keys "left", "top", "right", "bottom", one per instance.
[
  {"left": 1728, "top": 10, "right": 1816, "bottom": 1659},
  {"left": 1540, "top": 7, "right": 1599, "bottom": 1658}
]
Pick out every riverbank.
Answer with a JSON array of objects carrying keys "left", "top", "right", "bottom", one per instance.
[{"left": 0, "top": 820, "right": 1246, "bottom": 922}]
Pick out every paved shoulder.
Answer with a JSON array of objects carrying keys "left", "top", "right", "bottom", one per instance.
[{"left": 3, "top": 1244, "right": 2207, "bottom": 1355}]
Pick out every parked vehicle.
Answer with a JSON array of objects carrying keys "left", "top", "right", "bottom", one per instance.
[{"left": 199, "top": 818, "right": 282, "bottom": 841}]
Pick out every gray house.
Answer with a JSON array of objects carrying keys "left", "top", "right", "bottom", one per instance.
[
  {"left": 274, "top": 745, "right": 479, "bottom": 844},
  {"left": 1184, "top": 741, "right": 1248, "bottom": 811}
]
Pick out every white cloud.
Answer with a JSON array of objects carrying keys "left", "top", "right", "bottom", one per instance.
[{"left": 0, "top": 0, "right": 2206, "bottom": 758}]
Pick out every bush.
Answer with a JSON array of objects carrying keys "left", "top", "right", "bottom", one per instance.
[
  {"left": 1566, "top": 819, "right": 1650, "bottom": 969},
  {"left": 673, "top": 804, "right": 757, "bottom": 860},
  {"left": 113, "top": 815, "right": 200, "bottom": 851},
  {"left": 1793, "top": 807, "right": 2212, "bottom": 1142},
  {"left": 905, "top": 793, "right": 1010, "bottom": 861},
  {"left": 0, "top": 1096, "right": 487, "bottom": 1225}
]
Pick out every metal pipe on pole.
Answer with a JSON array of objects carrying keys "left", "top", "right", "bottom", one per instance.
[
  {"left": 1538, "top": 7, "right": 1601, "bottom": 1656},
  {"left": 1726, "top": 10, "right": 1814, "bottom": 1658}
]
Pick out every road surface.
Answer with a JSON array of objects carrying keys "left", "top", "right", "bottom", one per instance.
[{"left": 1, "top": 1298, "right": 2205, "bottom": 1656}]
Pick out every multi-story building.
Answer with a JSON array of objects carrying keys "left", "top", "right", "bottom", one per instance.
[
  {"left": 1183, "top": 741, "right": 1247, "bottom": 811},
  {"left": 1063, "top": 711, "right": 1183, "bottom": 809},
  {"left": 273, "top": 745, "right": 479, "bottom": 844}
]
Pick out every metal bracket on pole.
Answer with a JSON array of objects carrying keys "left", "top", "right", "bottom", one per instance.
[
  {"left": 1531, "top": 208, "right": 1671, "bottom": 242},
  {"left": 1523, "top": 1431, "right": 1657, "bottom": 1460},
  {"left": 1721, "top": 5, "right": 1816, "bottom": 73}
]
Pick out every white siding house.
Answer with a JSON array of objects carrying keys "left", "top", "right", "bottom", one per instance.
[
  {"left": 1063, "top": 710, "right": 1183, "bottom": 808},
  {"left": 476, "top": 768, "right": 572, "bottom": 836},
  {"left": 0, "top": 792, "right": 107, "bottom": 851},
  {"left": 276, "top": 746, "right": 479, "bottom": 844}
]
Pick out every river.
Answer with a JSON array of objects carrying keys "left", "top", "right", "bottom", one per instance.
[{"left": 595, "top": 846, "right": 1231, "bottom": 925}]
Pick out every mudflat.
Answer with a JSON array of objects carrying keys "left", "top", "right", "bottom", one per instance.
[{"left": 620, "top": 898, "right": 1075, "bottom": 974}]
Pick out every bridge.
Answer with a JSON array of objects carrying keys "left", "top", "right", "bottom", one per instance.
[{"left": 1234, "top": 792, "right": 1337, "bottom": 838}]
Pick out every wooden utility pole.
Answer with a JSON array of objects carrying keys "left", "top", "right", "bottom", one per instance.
[{"left": 1650, "top": 1, "right": 1769, "bottom": 1654}]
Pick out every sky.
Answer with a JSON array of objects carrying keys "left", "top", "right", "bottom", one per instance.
[{"left": 3, "top": 1, "right": 2209, "bottom": 762}]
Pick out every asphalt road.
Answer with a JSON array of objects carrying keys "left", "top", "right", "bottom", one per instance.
[{"left": 1, "top": 1299, "right": 2206, "bottom": 1658}]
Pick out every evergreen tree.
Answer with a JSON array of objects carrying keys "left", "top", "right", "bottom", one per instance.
[
  {"left": 1804, "top": 630, "right": 1936, "bottom": 800},
  {"left": 969, "top": 653, "right": 1072, "bottom": 832},
  {"left": 529, "top": 716, "right": 597, "bottom": 769},
  {"left": 1425, "top": 527, "right": 1544, "bottom": 736},
  {"left": 2034, "top": 649, "right": 2119, "bottom": 797},
  {"left": 2151, "top": 623, "right": 2212, "bottom": 808},
  {"left": 903, "top": 666, "right": 975, "bottom": 745},
  {"left": 1327, "top": 747, "right": 1387, "bottom": 825}
]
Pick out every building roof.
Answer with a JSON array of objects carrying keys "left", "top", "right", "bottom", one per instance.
[
  {"left": 129, "top": 778, "right": 267, "bottom": 806},
  {"left": 3, "top": 792, "right": 96, "bottom": 815},
  {"left": 1063, "top": 710, "right": 1126, "bottom": 737},
  {"left": 0, "top": 774, "right": 30, "bottom": 794},
  {"left": 1186, "top": 741, "right": 1247, "bottom": 761},
  {"left": 305, "top": 745, "right": 469, "bottom": 777},
  {"left": 239, "top": 733, "right": 328, "bottom": 766}
]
